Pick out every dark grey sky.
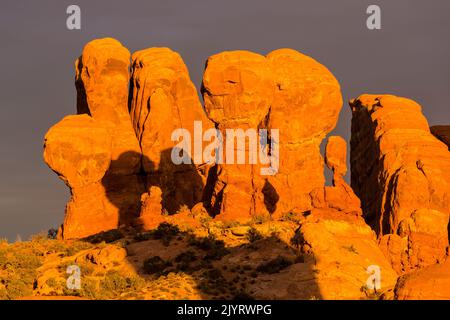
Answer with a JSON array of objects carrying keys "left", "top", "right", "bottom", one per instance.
[{"left": 1, "top": 0, "right": 449, "bottom": 240}]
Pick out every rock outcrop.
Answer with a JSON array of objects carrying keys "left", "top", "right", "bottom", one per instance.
[
  {"left": 201, "top": 49, "right": 343, "bottom": 221},
  {"left": 294, "top": 209, "right": 398, "bottom": 299},
  {"left": 266, "top": 49, "right": 343, "bottom": 218},
  {"left": 45, "top": 39, "right": 145, "bottom": 238},
  {"left": 43, "top": 39, "right": 359, "bottom": 241},
  {"left": 40, "top": 37, "right": 450, "bottom": 300},
  {"left": 350, "top": 95, "right": 450, "bottom": 273},
  {"left": 202, "top": 50, "right": 274, "bottom": 221},
  {"left": 128, "top": 48, "right": 213, "bottom": 225},
  {"left": 395, "top": 257, "right": 450, "bottom": 300},
  {"left": 43, "top": 115, "right": 114, "bottom": 238},
  {"left": 75, "top": 38, "right": 142, "bottom": 174}
]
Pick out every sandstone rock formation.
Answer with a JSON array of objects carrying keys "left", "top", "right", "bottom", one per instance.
[
  {"left": 43, "top": 115, "right": 114, "bottom": 238},
  {"left": 295, "top": 209, "right": 398, "bottom": 299},
  {"left": 128, "top": 47, "right": 214, "bottom": 226},
  {"left": 227, "top": 208, "right": 397, "bottom": 299},
  {"left": 324, "top": 136, "right": 361, "bottom": 215},
  {"left": 75, "top": 38, "right": 141, "bottom": 174},
  {"left": 395, "top": 257, "right": 450, "bottom": 300},
  {"left": 266, "top": 49, "right": 343, "bottom": 218},
  {"left": 350, "top": 94, "right": 450, "bottom": 273},
  {"left": 45, "top": 38, "right": 348, "bottom": 236},
  {"left": 45, "top": 38, "right": 145, "bottom": 238},
  {"left": 431, "top": 125, "right": 450, "bottom": 150},
  {"left": 201, "top": 49, "right": 343, "bottom": 221},
  {"left": 40, "top": 37, "right": 450, "bottom": 300},
  {"left": 202, "top": 50, "right": 274, "bottom": 221}
]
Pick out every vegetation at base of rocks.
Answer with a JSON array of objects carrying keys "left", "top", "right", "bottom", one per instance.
[
  {"left": 360, "top": 284, "right": 383, "bottom": 300},
  {"left": 134, "top": 223, "right": 181, "bottom": 246},
  {"left": 83, "top": 229, "right": 124, "bottom": 244},
  {"left": 0, "top": 233, "right": 95, "bottom": 300},
  {"left": 220, "top": 220, "right": 241, "bottom": 229},
  {"left": 280, "top": 211, "right": 302, "bottom": 223},
  {"left": 290, "top": 228, "right": 305, "bottom": 248},
  {"left": 246, "top": 227, "right": 263, "bottom": 243},
  {"left": 97, "top": 271, "right": 146, "bottom": 299},
  {"left": 197, "top": 268, "right": 229, "bottom": 297},
  {"left": 174, "top": 251, "right": 198, "bottom": 272},
  {"left": 249, "top": 214, "right": 271, "bottom": 225},
  {"left": 143, "top": 256, "right": 172, "bottom": 275},
  {"left": 256, "top": 255, "right": 293, "bottom": 274},
  {"left": 188, "top": 234, "right": 229, "bottom": 260}
]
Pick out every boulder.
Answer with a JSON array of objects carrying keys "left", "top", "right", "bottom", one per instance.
[{"left": 395, "top": 258, "right": 450, "bottom": 300}]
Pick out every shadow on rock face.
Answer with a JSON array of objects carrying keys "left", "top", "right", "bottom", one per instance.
[
  {"left": 100, "top": 151, "right": 147, "bottom": 227},
  {"left": 262, "top": 179, "right": 279, "bottom": 214},
  {"left": 156, "top": 148, "right": 205, "bottom": 215},
  {"left": 101, "top": 148, "right": 207, "bottom": 228}
]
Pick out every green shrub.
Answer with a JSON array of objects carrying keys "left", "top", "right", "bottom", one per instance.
[
  {"left": 250, "top": 214, "right": 271, "bottom": 225},
  {"left": 143, "top": 256, "right": 172, "bottom": 275},
  {"left": 83, "top": 229, "right": 124, "bottom": 244},
  {"left": 188, "top": 235, "right": 229, "bottom": 260},
  {"left": 246, "top": 228, "right": 263, "bottom": 243},
  {"left": 256, "top": 256, "right": 293, "bottom": 274}
]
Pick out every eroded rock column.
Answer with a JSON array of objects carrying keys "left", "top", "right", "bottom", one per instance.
[
  {"left": 202, "top": 51, "right": 274, "bottom": 221},
  {"left": 350, "top": 94, "right": 450, "bottom": 272},
  {"left": 45, "top": 38, "right": 145, "bottom": 238},
  {"left": 129, "top": 47, "right": 214, "bottom": 228},
  {"left": 266, "top": 49, "right": 343, "bottom": 217}
]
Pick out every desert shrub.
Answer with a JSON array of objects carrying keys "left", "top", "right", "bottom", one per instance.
[
  {"left": 134, "top": 231, "right": 153, "bottom": 242},
  {"left": 174, "top": 250, "right": 197, "bottom": 264},
  {"left": 174, "top": 250, "right": 197, "bottom": 271},
  {"left": 281, "top": 211, "right": 301, "bottom": 222},
  {"left": 290, "top": 228, "right": 305, "bottom": 248},
  {"left": 256, "top": 256, "right": 293, "bottom": 274},
  {"left": 137, "top": 223, "right": 182, "bottom": 246},
  {"left": 177, "top": 204, "right": 191, "bottom": 214},
  {"left": 143, "top": 256, "right": 172, "bottom": 275},
  {"left": 197, "top": 268, "right": 229, "bottom": 297},
  {"left": 102, "top": 272, "right": 145, "bottom": 299},
  {"left": 83, "top": 229, "right": 124, "bottom": 244},
  {"left": 154, "top": 223, "right": 180, "bottom": 243},
  {"left": 188, "top": 235, "right": 229, "bottom": 260},
  {"left": 62, "top": 241, "right": 95, "bottom": 257},
  {"left": 47, "top": 228, "right": 58, "bottom": 239},
  {"left": 221, "top": 221, "right": 241, "bottom": 229},
  {"left": 250, "top": 214, "right": 271, "bottom": 225},
  {"left": 246, "top": 227, "right": 263, "bottom": 243},
  {"left": 76, "top": 271, "right": 146, "bottom": 299},
  {"left": 0, "top": 242, "right": 40, "bottom": 299},
  {"left": 3, "top": 277, "right": 34, "bottom": 299}
]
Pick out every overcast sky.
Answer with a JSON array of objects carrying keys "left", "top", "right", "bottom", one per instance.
[{"left": 1, "top": 0, "right": 449, "bottom": 240}]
